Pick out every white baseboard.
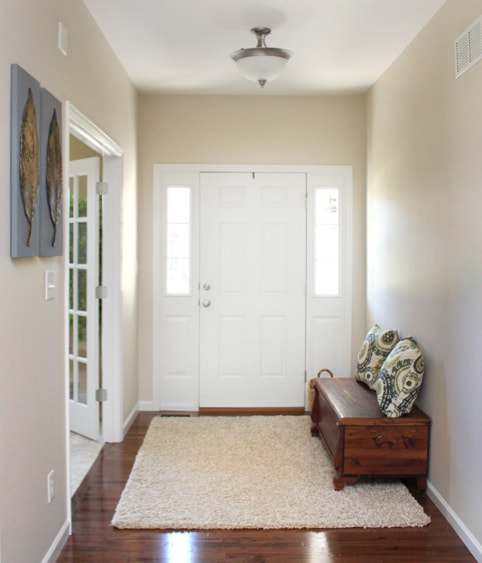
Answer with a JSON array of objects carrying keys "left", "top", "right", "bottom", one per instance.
[
  {"left": 427, "top": 480, "right": 482, "bottom": 562},
  {"left": 122, "top": 403, "right": 139, "bottom": 438},
  {"left": 42, "top": 519, "right": 70, "bottom": 563},
  {"left": 138, "top": 400, "right": 157, "bottom": 411},
  {"left": 122, "top": 401, "right": 160, "bottom": 437}
]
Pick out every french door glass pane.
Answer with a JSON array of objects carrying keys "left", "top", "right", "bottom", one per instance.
[
  {"left": 77, "top": 269, "right": 87, "bottom": 311},
  {"left": 69, "top": 269, "right": 74, "bottom": 309},
  {"left": 69, "top": 177, "right": 74, "bottom": 216},
  {"left": 69, "top": 224, "right": 74, "bottom": 263},
  {"left": 69, "top": 360, "right": 74, "bottom": 400},
  {"left": 69, "top": 314, "right": 74, "bottom": 355},
  {"left": 78, "top": 176, "right": 88, "bottom": 217},
  {"left": 78, "top": 223, "right": 87, "bottom": 264},
  {"left": 78, "top": 316, "right": 87, "bottom": 357},
  {"left": 77, "top": 361, "right": 87, "bottom": 405}
]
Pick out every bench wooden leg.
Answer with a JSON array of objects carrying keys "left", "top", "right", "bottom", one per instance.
[
  {"left": 416, "top": 477, "right": 427, "bottom": 492},
  {"left": 334, "top": 475, "right": 360, "bottom": 490}
]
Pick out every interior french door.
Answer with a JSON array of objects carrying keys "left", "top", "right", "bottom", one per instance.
[
  {"left": 68, "top": 157, "right": 101, "bottom": 440},
  {"left": 199, "top": 172, "right": 306, "bottom": 407}
]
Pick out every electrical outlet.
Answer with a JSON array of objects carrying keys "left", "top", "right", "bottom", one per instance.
[{"left": 47, "top": 470, "right": 55, "bottom": 503}]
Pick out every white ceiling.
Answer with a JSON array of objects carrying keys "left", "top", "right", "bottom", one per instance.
[{"left": 82, "top": 0, "right": 446, "bottom": 95}]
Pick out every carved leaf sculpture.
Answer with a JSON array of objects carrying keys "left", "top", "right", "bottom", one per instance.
[
  {"left": 46, "top": 108, "right": 62, "bottom": 246},
  {"left": 19, "top": 88, "right": 40, "bottom": 247}
]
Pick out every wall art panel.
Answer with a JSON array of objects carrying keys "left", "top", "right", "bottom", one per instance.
[
  {"left": 11, "top": 64, "right": 41, "bottom": 257},
  {"left": 39, "top": 88, "right": 63, "bottom": 256}
]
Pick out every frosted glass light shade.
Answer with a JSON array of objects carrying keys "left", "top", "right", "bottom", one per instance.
[
  {"left": 233, "top": 50, "right": 291, "bottom": 85},
  {"left": 230, "top": 28, "right": 292, "bottom": 88}
]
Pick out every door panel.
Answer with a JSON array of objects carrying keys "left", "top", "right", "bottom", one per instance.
[
  {"left": 199, "top": 172, "right": 307, "bottom": 408},
  {"left": 156, "top": 174, "right": 200, "bottom": 410},
  {"left": 68, "top": 157, "right": 100, "bottom": 440},
  {"left": 306, "top": 169, "right": 353, "bottom": 383}
]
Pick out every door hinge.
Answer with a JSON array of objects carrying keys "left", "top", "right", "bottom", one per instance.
[
  {"left": 96, "top": 181, "right": 108, "bottom": 195},
  {"left": 95, "top": 388, "right": 107, "bottom": 402},
  {"left": 95, "top": 286, "right": 108, "bottom": 299},
  {"left": 304, "top": 370, "right": 308, "bottom": 383}
]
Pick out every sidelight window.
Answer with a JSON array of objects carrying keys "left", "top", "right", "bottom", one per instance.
[
  {"left": 314, "top": 188, "right": 340, "bottom": 296},
  {"left": 166, "top": 186, "right": 191, "bottom": 295}
]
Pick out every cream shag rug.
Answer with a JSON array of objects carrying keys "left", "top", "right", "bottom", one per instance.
[{"left": 112, "top": 416, "right": 430, "bottom": 530}]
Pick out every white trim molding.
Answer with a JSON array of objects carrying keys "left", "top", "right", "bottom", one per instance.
[
  {"left": 68, "top": 104, "right": 123, "bottom": 157},
  {"left": 42, "top": 519, "right": 70, "bottom": 563},
  {"left": 138, "top": 401, "right": 157, "bottom": 411},
  {"left": 123, "top": 403, "right": 140, "bottom": 437},
  {"left": 427, "top": 481, "right": 482, "bottom": 561}
]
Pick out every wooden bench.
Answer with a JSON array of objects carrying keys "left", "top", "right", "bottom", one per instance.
[{"left": 310, "top": 377, "right": 430, "bottom": 490}]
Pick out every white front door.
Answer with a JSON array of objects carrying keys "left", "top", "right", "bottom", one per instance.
[
  {"left": 154, "top": 165, "right": 352, "bottom": 412},
  {"left": 68, "top": 157, "right": 101, "bottom": 440},
  {"left": 199, "top": 172, "right": 306, "bottom": 407}
]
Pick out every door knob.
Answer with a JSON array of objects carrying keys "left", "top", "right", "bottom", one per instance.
[{"left": 202, "top": 299, "right": 211, "bottom": 308}]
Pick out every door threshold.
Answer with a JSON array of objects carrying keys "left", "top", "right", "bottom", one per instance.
[{"left": 199, "top": 407, "right": 306, "bottom": 416}]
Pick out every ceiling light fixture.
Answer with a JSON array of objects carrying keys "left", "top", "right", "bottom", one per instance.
[{"left": 230, "top": 27, "right": 292, "bottom": 88}]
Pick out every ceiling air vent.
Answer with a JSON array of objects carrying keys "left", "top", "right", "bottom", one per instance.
[{"left": 455, "top": 15, "right": 482, "bottom": 78}]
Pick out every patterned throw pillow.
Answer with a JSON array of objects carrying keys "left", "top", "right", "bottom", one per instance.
[
  {"left": 356, "top": 325, "right": 399, "bottom": 389},
  {"left": 374, "top": 337, "right": 425, "bottom": 418}
]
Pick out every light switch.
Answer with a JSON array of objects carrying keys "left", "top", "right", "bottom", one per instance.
[{"left": 45, "top": 271, "right": 56, "bottom": 300}]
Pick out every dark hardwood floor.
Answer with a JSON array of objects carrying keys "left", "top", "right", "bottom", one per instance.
[{"left": 58, "top": 412, "right": 475, "bottom": 562}]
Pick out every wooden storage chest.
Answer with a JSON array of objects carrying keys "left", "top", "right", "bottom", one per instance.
[{"left": 310, "top": 377, "right": 430, "bottom": 490}]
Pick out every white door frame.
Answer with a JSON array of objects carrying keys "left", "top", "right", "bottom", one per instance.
[
  {"left": 65, "top": 103, "right": 124, "bottom": 445},
  {"left": 153, "top": 164, "right": 352, "bottom": 411},
  {"left": 306, "top": 168, "right": 353, "bottom": 384}
]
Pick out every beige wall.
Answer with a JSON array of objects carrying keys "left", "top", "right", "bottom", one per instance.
[
  {"left": 4, "top": 0, "right": 480, "bottom": 558},
  {"left": 137, "top": 94, "right": 367, "bottom": 402},
  {"left": 70, "top": 135, "right": 100, "bottom": 160},
  {"left": 367, "top": 0, "right": 482, "bottom": 551},
  {"left": 0, "top": 1, "right": 137, "bottom": 561}
]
